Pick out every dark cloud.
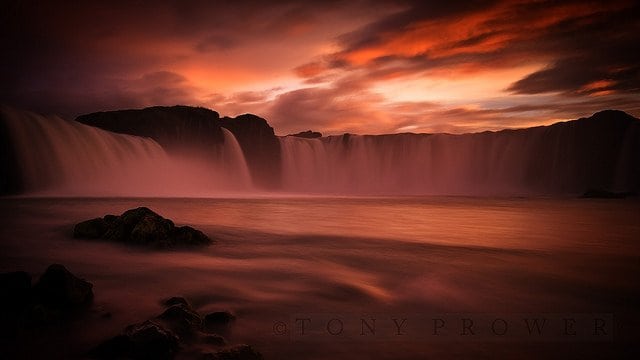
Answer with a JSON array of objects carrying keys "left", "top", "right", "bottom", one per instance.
[
  {"left": 1, "top": 0, "right": 639, "bottom": 134},
  {"left": 304, "top": 0, "right": 639, "bottom": 99}
]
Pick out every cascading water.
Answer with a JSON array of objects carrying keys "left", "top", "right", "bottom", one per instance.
[
  {"left": 279, "top": 120, "right": 640, "bottom": 195},
  {"left": 2, "top": 106, "right": 638, "bottom": 196},
  {"left": 0, "top": 107, "right": 253, "bottom": 196},
  {"left": 219, "top": 128, "right": 252, "bottom": 189}
]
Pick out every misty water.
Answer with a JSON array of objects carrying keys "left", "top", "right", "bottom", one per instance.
[{"left": 1, "top": 196, "right": 638, "bottom": 359}]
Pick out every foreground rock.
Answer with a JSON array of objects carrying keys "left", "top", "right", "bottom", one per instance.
[
  {"left": 202, "top": 311, "right": 236, "bottom": 335},
  {"left": 91, "top": 320, "right": 180, "bottom": 360},
  {"left": 74, "top": 207, "right": 211, "bottom": 249},
  {"left": 92, "top": 295, "right": 260, "bottom": 360},
  {"left": 33, "top": 264, "right": 93, "bottom": 308},
  {"left": 0, "top": 264, "right": 93, "bottom": 332}
]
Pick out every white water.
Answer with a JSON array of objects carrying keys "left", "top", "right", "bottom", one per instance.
[
  {"left": 1, "top": 107, "right": 252, "bottom": 196},
  {"left": 3, "top": 106, "right": 638, "bottom": 196},
  {"left": 280, "top": 128, "right": 639, "bottom": 195}
]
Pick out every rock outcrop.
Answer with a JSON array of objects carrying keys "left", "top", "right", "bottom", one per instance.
[
  {"left": 0, "top": 264, "right": 93, "bottom": 333},
  {"left": 220, "top": 114, "right": 281, "bottom": 189},
  {"left": 73, "top": 207, "right": 211, "bottom": 249},
  {"left": 75, "top": 106, "right": 282, "bottom": 189},
  {"left": 90, "top": 320, "right": 180, "bottom": 360},
  {"left": 288, "top": 130, "right": 322, "bottom": 138},
  {"left": 92, "top": 296, "right": 260, "bottom": 360},
  {"left": 76, "top": 106, "right": 224, "bottom": 155}
]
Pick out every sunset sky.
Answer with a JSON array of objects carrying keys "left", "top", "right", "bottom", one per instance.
[{"left": 1, "top": 0, "right": 639, "bottom": 135}]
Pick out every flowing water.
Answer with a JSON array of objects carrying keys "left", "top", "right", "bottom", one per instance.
[
  {"left": 1, "top": 196, "right": 638, "bottom": 359},
  {"left": 1, "top": 107, "right": 252, "bottom": 196}
]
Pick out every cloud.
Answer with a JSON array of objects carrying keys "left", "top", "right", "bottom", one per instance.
[
  {"left": 303, "top": 0, "right": 639, "bottom": 96},
  {"left": 0, "top": 0, "right": 638, "bottom": 134}
]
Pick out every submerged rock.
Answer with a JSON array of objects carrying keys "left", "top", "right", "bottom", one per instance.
[
  {"left": 73, "top": 207, "right": 211, "bottom": 249},
  {"left": 202, "top": 311, "right": 236, "bottom": 334},
  {"left": 163, "top": 296, "right": 190, "bottom": 308},
  {"left": 157, "top": 303, "right": 203, "bottom": 339},
  {"left": 91, "top": 320, "right": 179, "bottom": 360},
  {"left": 1, "top": 264, "right": 93, "bottom": 334},
  {"left": 73, "top": 218, "right": 109, "bottom": 238}
]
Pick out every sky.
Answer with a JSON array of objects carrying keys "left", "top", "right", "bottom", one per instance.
[{"left": 1, "top": 0, "right": 639, "bottom": 135}]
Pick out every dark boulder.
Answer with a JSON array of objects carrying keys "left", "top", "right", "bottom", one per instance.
[
  {"left": 33, "top": 264, "right": 93, "bottom": 308},
  {"left": 1, "top": 265, "right": 93, "bottom": 331},
  {"left": 202, "top": 311, "right": 236, "bottom": 334},
  {"left": 163, "top": 296, "right": 190, "bottom": 308},
  {"left": 73, "top": 217, "right": 109, "bottom": 238},
  {"left": 157, "top": 303, "right": 203, "bottom": 339},
  {"left": 91, "top": 320, "right": 179, "bottom": 360},
  {"left": 202, "top": 345, "right": 263, "bottom": 360},
  {"left": 173, "top": 225, "right": 211, "bottom": 247},
  {"left": 74, "top": 207, "right": 212, "bottom": 249}
]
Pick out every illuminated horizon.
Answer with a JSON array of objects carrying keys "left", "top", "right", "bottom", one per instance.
[{"left": 1, "top": 0, "right": 638, "bottom": 135}]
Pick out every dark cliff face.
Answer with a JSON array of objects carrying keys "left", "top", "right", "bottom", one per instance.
[
  {"left": 76, "top": 106, "right": 224, "bottom": 154},
  {"left": 518, "top": 110, "right": 640, "bottom": 193},
  {"left": 76, "top": 106, "right": 281, "bottom": 190},
  {"left": 220, "top": 114, "right": 281, "bottom": 189}
]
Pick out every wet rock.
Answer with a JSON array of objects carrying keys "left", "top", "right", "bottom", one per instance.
[
  {"left": 91, "top": 320, "right": 179, "bottom": 360},
  {"left": 163, "top": 296, "right": 190, "bottom": 308},
  {"left": 33, "top": 264, "right": 93, "bottom": 308},
  {"left": 74, "top": 207, "right": 212, "bottom": 249},
  {"left": 157, "top": 304, "right": 202, "bottom": 339},
  {"left": 73, "top": 218, "right": 109, "bottom": 238},
  {"left": 202, "top": 345, "right": 263, "bottom": 360},
  {"left": 129, "top": 211, "right": 174, "bottom": 246},
  {"left": 173, "top": 225, "right": 211, "bottom": 247},
  {"left": 125, "top": 321, "right": 180, "bottom": 359},
  {"left": 202, "top": 311, "right": 236, "bottom": 334}
]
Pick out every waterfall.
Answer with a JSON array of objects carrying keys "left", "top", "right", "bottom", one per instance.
[
  {"left": 220, "top": 128, "right": 252, "bottom": 189},
  {"left": 1, "top": 107, "right": 253, "bottom": 196},
  {"left": 280, "top": 123, "right": 640, "bottom": 195},
  {"left": 2, "top": 106, "right": 638, "bottom": 196}
]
